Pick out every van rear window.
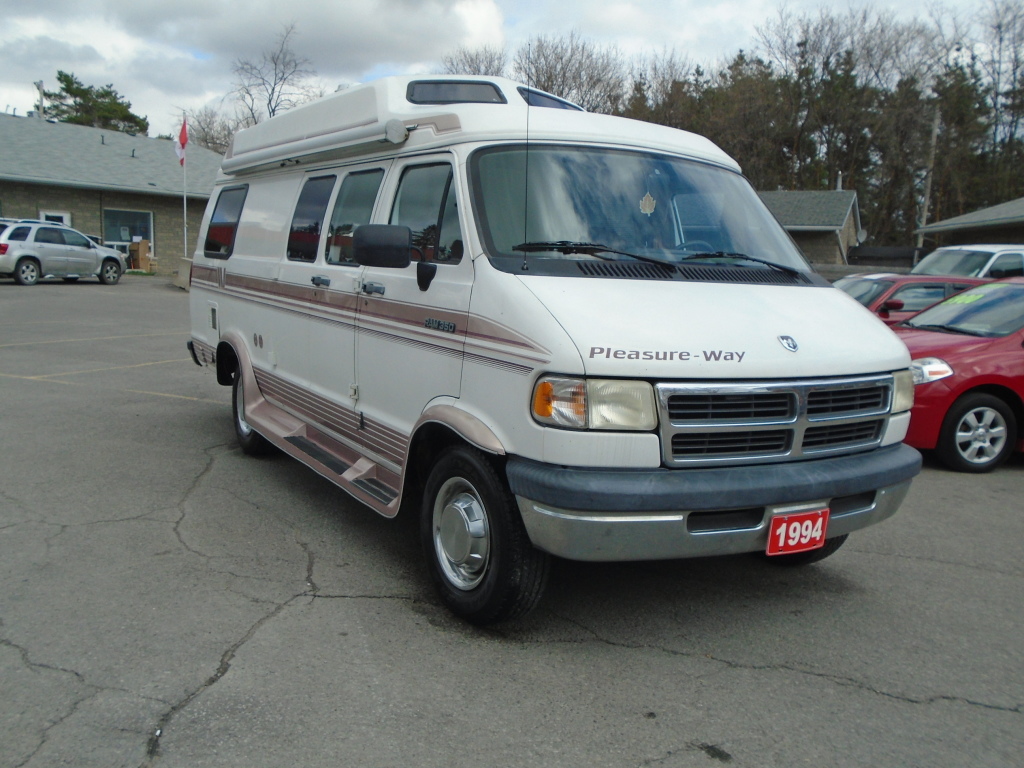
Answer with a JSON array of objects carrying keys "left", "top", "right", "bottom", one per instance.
[
  {"left": 407, "top": 80, "right": 506, "bottom": 105},
  {"left": 205, "top": 186, "right": 248, "bottom": 259}
]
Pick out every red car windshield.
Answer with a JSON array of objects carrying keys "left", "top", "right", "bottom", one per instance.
[{"left": 904, "top": 282, "right": 1024, "bottom": 337}]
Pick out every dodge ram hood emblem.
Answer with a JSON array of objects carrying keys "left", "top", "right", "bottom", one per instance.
[{"left": 778, "top": 335, "right": 799, "bottom": 352}]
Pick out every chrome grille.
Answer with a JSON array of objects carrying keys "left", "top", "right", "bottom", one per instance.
[{"left": 656, "top": 375, "right": 893, "bottom": 467}]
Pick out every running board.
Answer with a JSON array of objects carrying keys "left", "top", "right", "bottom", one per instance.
[{"left": 247, "top": 395, "right": 401, "bottom": 516}]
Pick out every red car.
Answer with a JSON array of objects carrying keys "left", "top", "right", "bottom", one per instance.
[
  {"left": 835, "top": 273, "right": 989, "bottom": 325},
  {"left": 894, "top": 278, "right": 1024, "bottom": 472}
]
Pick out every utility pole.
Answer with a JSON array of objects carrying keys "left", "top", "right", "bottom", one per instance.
[{"left": 915, "top": 107, "right": 941, "bottom": 256}]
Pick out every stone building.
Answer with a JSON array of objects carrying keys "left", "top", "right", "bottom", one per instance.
[
  {"left": 757, "top": 190, "right": 863, "bottom": 265},
  {"left": 0, "top": 113, "right": 222, "bottom": 276}
]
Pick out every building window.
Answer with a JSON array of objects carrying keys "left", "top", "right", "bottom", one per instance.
[
  {"left": 103, "top": 209, "right": 153, "bottom": 250},
  {"left": 40, "top": 210, "right": 71, "bottom": 225}
]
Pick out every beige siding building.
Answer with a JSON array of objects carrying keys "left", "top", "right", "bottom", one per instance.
[{"left": 0, "top": 113, "right": 222, "bottom": 276}]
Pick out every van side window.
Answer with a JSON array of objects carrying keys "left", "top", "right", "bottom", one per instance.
[
  {"left": 8, "top": 226, "right": 30, "bottom": 241},
  {"left": 390, "top": 164, "right": 463, "bottom": 264},
  {"left": 287, "top": 176, "right": 337, "bottom": 262},
  {"left": 205, "top": 186, "right": 248, "bottom": 259},
  {"left": 325, "top": 170, "right": 384, "bottom": 265}
]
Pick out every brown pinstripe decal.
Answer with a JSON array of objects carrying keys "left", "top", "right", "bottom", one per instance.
[
  {"left": 254, "top": 367, "right": 408, "bottom": 466},
  {"left": 192, "top": 267, "right": 550, "bottom": 373}
]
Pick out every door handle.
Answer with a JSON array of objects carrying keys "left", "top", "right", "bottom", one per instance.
[
  {"left": 311, "top": 275, "right": 331, "bottom": 287},
  {"left": 361, "top": 282, "right": 385, "bottom": 296}
]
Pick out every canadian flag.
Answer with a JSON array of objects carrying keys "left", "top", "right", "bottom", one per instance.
[{"left": 173, "top": 116, "right": 188, "bottom": 166}]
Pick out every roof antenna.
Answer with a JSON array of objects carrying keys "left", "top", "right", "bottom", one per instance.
[{"left": 521, "top": 42, "right": 532, "bottom": 272}]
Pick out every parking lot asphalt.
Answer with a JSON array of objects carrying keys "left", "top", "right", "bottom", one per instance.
[{"left": 1, "top": 276, "right": 1022, "bottom": 768}]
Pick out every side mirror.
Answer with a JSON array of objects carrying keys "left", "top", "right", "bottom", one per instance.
[
  {"left": 353, "top": 225, "right": 413, "bottom": 269},
  {"left": 880, "top": 298, "right": 904, "bottom": 313}
]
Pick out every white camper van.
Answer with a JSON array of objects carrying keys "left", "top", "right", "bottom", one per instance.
[{"left": 188, "top": 76, "right": 920, "bottom": 623}]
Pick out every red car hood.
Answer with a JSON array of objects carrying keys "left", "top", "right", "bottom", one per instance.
[{"left": 894, "top": 326, "right": 995, "bottom": 359}]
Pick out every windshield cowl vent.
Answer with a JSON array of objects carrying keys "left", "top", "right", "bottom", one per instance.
[
  {"left": 677, "top": 265, "right": 810, "bottom": 285},
  {"left": 576, "top": 261, "right": 677, "bottom": 280}
]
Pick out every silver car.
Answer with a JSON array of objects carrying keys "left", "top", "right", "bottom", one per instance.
[{"left": 0, "top": 220, "right": 128, "bottom": 285}]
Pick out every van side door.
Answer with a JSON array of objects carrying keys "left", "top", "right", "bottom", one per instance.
[
  {"left": 305, "top": 164, "right": 389, "bottom": 431},
  {"left": 354, "top": 157, "right": 472, "bottom": 470}
]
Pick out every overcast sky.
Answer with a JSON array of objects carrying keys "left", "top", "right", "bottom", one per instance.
[{"left": 0, "top": 0, "right": 978, "bottom": 138}]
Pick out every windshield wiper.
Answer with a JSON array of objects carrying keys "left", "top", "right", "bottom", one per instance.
[
  {"left": 512, "top": 241, "right": 675, "bottom": 267},
  {"left": 905, "top": 322, "right": 991, "bottom": 337},
  {"left": 679, "top": 250, "right": 802, "bottom": 277}
]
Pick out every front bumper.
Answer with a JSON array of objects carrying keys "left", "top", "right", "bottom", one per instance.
[{"left": 508, "top": 443, "right": 920, "bottom": 561}]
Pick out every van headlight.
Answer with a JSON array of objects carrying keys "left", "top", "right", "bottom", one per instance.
[
  {"left": 532, "top": 377, "right": 658, "bottom": 430},
  {"left": 892, "top": 369, "right": 915, "bottom": 413}
]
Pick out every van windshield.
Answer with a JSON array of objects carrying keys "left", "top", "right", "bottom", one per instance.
[{"left": 469, "top": 145, "right": 809, "bottom": 274}]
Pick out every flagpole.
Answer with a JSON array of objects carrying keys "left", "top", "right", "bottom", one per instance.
[{"left": 182, "top": 113, "right": 188, "bottom": 268}]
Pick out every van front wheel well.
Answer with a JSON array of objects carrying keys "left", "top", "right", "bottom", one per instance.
[{"left": 215, "top": 342, "right": 239, "bottom": 386}]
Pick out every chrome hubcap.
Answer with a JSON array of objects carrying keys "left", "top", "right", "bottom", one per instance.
[
  {"left": 955, "top": 407, "right": 1007, "bottom": 464},
  {"left": 433, "top": 478, "right": 490, "bottom": 590}
]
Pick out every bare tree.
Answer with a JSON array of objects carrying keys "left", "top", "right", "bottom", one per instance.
[
  {"left": 185, "top": 104, "right": 253, "bottom": 154},
  {"left": 442, "top": 45, "right": 508, "bottom": 76},
  {"left": 233, "top": 24, "right": 317, "bottom": 124},
  {"left": 511, "top": 31, "right": 627, "bottom": 113}
]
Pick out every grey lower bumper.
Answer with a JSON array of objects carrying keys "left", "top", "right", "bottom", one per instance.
[{"left": 507, "top": 444, "right": 920, "bottom": 562}]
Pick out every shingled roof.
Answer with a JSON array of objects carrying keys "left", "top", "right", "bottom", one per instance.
[
  {"left": 0, "top": 113, "right": 222, "bottom": 198},
  {"left": 916, "top": 196, "right": 1024, "bottom": 234},
  {"left": 757, "top": 189, "right": 860, "bottom": 232}
]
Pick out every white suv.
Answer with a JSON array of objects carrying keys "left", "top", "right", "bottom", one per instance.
[
  {"left": 912, "top": 244, "right": 1024, "bottom": 278},
  {"left": 0, "top": 220, "right": 128, "bottom": 285}
]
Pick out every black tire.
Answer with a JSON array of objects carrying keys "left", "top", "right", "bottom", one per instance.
[
  {"left": 98, "top": 260, "right": 122, "bottom": 285},
  {"left": 421, "top": 446, "right": 550, "bottom": 624},
  {"left": 232, "top": 370, "right": 273, "bottom": 456},
  {"left": 935, "top": 393, "right": 1016, "bottom": 473},
  {"left": 14, "top": 258, "right": 40, "bottom": 286},
  {"left": 763, "top": 534, "right": 848, "bottom": 567}
]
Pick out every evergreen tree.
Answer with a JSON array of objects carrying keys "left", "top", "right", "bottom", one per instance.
[{"left": 43, "top": 71, "right": 150, "bottom": 134}]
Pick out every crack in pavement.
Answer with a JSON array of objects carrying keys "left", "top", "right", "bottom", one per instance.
[
  {"left": 138, "top": 595, "right": 300, "bottom": 766},
  {"left": 542, "top": 614, "right": 1023, "bottom": 716}
]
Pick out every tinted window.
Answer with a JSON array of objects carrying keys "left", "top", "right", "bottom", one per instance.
[
  {"left": 325, "top": 170, "right": 384, "bottom": 265},
  {"left": 205, "top": 186, "right": 248, "bottom": 258},
  {"left": 63, "top": 229, "right": 92, "bottom": 248},
  {"left": 517, "top": 87, "right": 584, "bottom": 110},
  {"left": 912, "top": 249, "right": 992, "bottom": 276},
  {"left": 889, "top": 284, "right": 945, "bottom": 312},
  {"left": 390, "top": 164, "right": 463, "bottom": 263},
  {"left": 8, "top": 226, "right": 30, "bottom": 242},
  {"left": 988, "top": 253, "right": 1023, "bottom": 278},
  {"left": 35, "top": 227, "right": 66, "bottom": 245},
  {"left": 834, "top": 277, "right": 893, "bottom": 307},
  {"left": 906, "top": 283, "right": 1024, "bottom": 337},
  {"left": 407, "top": 81, "right": 506, "bottom": 105},
  {"left": 287, "top": 176, "right": 336, "bottom": 262}
]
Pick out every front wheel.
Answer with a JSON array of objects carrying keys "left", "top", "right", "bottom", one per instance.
[
  {"left": 98, "top": 260, "right": 122, "bottom": 285},
  {"left": 935, "top": 393, "right": 1016, "bottom": 473},
  {"left": 421, "top": 446, "right": 549, "bottom": 624},
  {"left": 232, "top": 370, "right": 273, "bottom": 456}
]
